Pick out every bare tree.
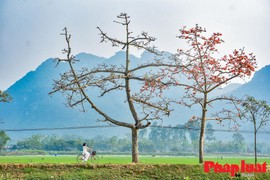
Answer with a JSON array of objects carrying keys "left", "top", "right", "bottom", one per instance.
[
  {"left": 240, "top": 96, "right": 270, "bottom": 164},
  {"left": 50, "top": 13, "right": 173, "bottom": 163}
]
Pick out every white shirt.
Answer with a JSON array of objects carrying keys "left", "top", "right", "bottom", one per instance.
[{"left": 83, "top": 146, "right": 88, "bottom": 153}]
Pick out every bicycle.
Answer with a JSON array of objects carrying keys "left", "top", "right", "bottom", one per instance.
[{"left": 76, "top": 150, "right": 100, "bottom": 164}]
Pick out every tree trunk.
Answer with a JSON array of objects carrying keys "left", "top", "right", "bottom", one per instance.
[
  {"left": 254, "top": 129, "right": 257, "bottom": 164},
  {"left": 199, "top": 95, "right": 208, "bottom": 164},
  {"left": 252, "top": 116, "right": 257, "bottom": 165},
  {"left": 199, "top": 117, "right": 206, "bottom": 164},
  {"left": 132, "top": 128, "right": 139, "bottom": 163}
]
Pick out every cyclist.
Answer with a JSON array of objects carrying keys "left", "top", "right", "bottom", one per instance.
[{"left": 82, "top": 143, "right": 92, "bottom": 162}]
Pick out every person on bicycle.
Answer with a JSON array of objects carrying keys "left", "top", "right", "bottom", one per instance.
[{"left": 82, "top": 143, "right": 92, "bottom": 162}]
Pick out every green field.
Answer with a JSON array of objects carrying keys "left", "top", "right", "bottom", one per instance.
[
  {"left": 0, "top": 155, "right": 269, "bottom": 165},
  {"left": 1, "top": 155, "right": 270, "bottom": 179}
]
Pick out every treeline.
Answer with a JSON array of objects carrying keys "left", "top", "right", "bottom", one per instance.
[{"left": 7, "top": 123, "right": 270, "bottom": 155}]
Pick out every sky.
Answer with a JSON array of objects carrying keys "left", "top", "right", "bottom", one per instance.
[{"left": 0, "top": 0, "right": 270, "bottom": 90}]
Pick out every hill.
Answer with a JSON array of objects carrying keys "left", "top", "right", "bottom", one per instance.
[
  {"left": 0, "top": 51, "right": 269, "bottom": 142},
  {"left": 0, "top": 52, "right": 134, "bottom": 141},
  {"left": 230, "top": 65, "right": 270, "bottom": 103}
]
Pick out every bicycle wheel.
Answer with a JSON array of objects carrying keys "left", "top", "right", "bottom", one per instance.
[
  {"left": 90, "top": 155, "right": 100, "bottom": 164},
  {"left": 76, "top": 154, "right": 85, "bottom": 163}
]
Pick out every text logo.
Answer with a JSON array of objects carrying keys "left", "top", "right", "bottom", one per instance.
[{"left": 204, "top": 160, "right": 267, "bottom": 177}]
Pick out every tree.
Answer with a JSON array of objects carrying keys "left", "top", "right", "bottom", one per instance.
[
  {"left": 0, "top": 90, "right": 12, "bottom": 103},
  {"left": 43, "top": 135, "right": 68, "bottom": 151},
  {"left": 185, "top": 122, "right": 200, "bottom": 153},
  {"left": 205, "top": 123, "right": 215, "bottom": 142},
  {"left": 139, "top": 128, "right": 147, "bottom": 139},
  {"left": 16, "top": 134, "right": 44, "bottom": 150},
  {"left": 146, "top": 25, "right": 256, "bottom": 163},
  {"left": 0, "top": 90, "right": 12, "bottom": 143},
  {"left": 231, "top": 132, "right": 245, "bottom": 153},
  {"left": 240, "top": 96, "right": 270, "bottom": 164},
  {"left": 148, "top": 123, "right": 163, "bottom": 152},
  {"left": 171, "top": 125, "right": 190, "bottom": 153},
  {"left": 50, "top": 13, "right": 172, "bottom": 163},
  {"left": 0, "top": 131, "right": 10, "bottom": 153}
]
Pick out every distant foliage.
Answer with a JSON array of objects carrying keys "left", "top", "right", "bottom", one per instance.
[
  {"left": 0, "top": 131, "right": 10, "bottom": 153},
  {"left": 0, "top": 90, "right": 12, "bottom": 103},
  {"left": 8, "top": 126, "right": 270, "bottom": 156}
]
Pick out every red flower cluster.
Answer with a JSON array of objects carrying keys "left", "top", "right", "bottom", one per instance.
[
  {"left": 176, "top": 25, "right": 257, "bottom": 89},
  {"left": 141, "top": 25, "right": 257, "bottom": 99}
]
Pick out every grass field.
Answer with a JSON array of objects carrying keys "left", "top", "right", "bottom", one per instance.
[
  {"left": 0, "top": 154, "right": 269, "bottom": 165},
  {"left": 1, "top": 155, "right": 270, "bottom": 179}
]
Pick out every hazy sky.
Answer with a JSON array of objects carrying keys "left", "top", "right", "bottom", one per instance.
[{"left": 1, "top": 0, "right": 269, "bottom": 90}]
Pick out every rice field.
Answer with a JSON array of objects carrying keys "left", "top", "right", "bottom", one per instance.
[{"left": 0, "top": 155, "right": 269, "bottom": 165}]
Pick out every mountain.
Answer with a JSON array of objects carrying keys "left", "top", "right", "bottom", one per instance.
[
  {"left": 211, "top": 65, "right": 270, "bottom": 142},
  {"left": 0, "top": 52, "right": 133, "bottom": 142},
  {"left": 0, "top": 51, "right": 178, "bottom": 142},
  {"left": 219, "top": 83, "right": 242, "bottom": 95},
  {"left": 0, "top": 52, "right": 269, "bottom": 143},
  {"left": 229, "top": 65, "right": 270, "bottom": 103}
]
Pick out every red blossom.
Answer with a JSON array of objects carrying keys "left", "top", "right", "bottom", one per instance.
[
  {"left": 141, "top": 25, "right": 256, "bottom": 102},
  {"left": 173, "top": 25, "right": 257, "bottom": 90}
]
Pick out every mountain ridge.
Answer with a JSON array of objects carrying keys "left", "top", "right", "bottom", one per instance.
[{"left": 1, "top": 51, "right": 269, "bottom": 142}]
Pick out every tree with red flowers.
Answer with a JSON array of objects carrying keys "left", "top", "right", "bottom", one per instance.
[
  {"left": 176, "top": 25, "right": 256, "bottom": 163},
  {"left": 145, "top": 24, "right": 257, "bottom": 163}
]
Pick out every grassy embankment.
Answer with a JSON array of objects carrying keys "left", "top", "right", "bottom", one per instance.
[{"left": 1, "top": 156, "right": 270, "bottom": 179}]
